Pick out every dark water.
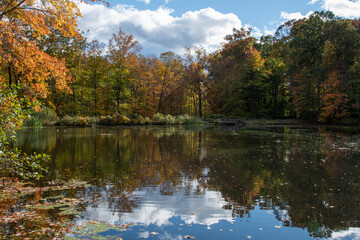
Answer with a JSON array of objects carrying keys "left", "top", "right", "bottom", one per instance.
[{"left": 16, "top": 126, "right": 360, "bottom": 239}]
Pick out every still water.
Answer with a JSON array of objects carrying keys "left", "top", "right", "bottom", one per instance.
[{"left": 16, "top": 126, "right": 360, "bottom": 239}]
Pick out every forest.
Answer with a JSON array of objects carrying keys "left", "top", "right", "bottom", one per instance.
[{"left": 2, "top": 1, "right": 360, "bottom": 126}]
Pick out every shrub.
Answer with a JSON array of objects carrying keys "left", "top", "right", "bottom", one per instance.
[
  {"left": 24, "top": 117, "right": 43, "bottom": 128},
  {"left": 175, "top": 115, "right": 190, "bottom": 125},
  {"left": 0, "top": 85, "right": 48, "bottom": 181},
  {"left": 37, "top": 107, "right": 59, "bottom": 125},
  {"left": 0, "top": 149, "right": 48, "bottom": 180},
  {"left": 152, "top": 113, "right": 167, "bottom": 125},
  {"left": 98, "top": 115, "right": 114, "bottom": 126},
  {"left": 24, "top": 106, "right": 59, "bottom": 127},
  {"left": 151, "top": 113, "right": 203, "bottom": 125},
  {"left": 113, "top": 112, "right": 131, "bottom": 125},
  {"left": 143, "top": 117, "right": 151, "bottom": 125},
  {"left": 58, "top": 115, "right": 74, "bottom": 126},
  {"left": 132, "top": 115, "right": 151, "bottom": 125},
  {"left": 184, "top": 116, "right": 203, "bottom": 125},
  {"left": 58, "top": 116, "right": 94, "bottom": 127},
  {"left": 175, "top": 115, "right": 203, "bottom": 125},
  {"left": 165, "top": 114, "right": 176, "bottom": 125},
  {"left": 73, "top": 116, "right": 91, "bottom": 127}
]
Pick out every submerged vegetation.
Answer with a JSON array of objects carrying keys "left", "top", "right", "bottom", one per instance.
[{"left": 0, "top": 179, "right": 89, "bottom": 239}]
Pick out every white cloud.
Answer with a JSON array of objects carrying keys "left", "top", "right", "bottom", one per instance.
[
  {"left": 263, "top": 26, "right": 276, "bottom": 36},
  {"left": 74, "top": 181, "right": 235, "bottom": 227},
  {"left": 244, "top": 24, "right": 263, "bottom": 38},
  {"left": 123, "top": 188, "right": 234, "bottom": 226},
  {"left": 139, "top": 231, "right": 150, "bottom": 238},
  {"left": 280, "top": 11, "right": 314, "bottom": 21},
  {"left": 308, "top": 0, "right": 320, "bottom": 4},
  {"left": 138, "top": 0, "right": 150, "bottom": 4},
  {"left": 307, "top": 0, "right": 360, "bottom": 18},
  {"left": 77, "top": 3, "right": 242, "bottom": 55},
  {"left": 330, "top": 228, "right": 360, "bottom": 240},
  {"left": 319, "top": 0, "right": 360, "bottom": 18}
]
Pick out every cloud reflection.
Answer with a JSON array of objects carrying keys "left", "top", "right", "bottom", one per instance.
[{"left": 76, "top": 181, "right": 234, "bottom": 227}]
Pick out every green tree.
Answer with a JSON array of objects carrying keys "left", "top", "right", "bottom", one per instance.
[
  {"left": 208, "top": 28, "right": 270, "bottom": 117},
  {"left": 0, "top": 83, "right": 47, "bottom": 181},
  {"left": 157, "top": 51, "right": 185, "bottom": 115},
  {"left": 185, "top": 48, "right": 208, "bottom": 117},
  {"left": 256, "top": 35, "right": 291, "bottom": 117},
  {"left": 321, "top": 19, "right": 360, "bottom": 122},
  {"left": 108, "top": 28, "right": 141, "bottom": 113},
  {"left": 286, "top": 11, "right": 334, "bottom": 120},
  {"left": 82, "top": 40, "right": 109, "bottom": 116}
]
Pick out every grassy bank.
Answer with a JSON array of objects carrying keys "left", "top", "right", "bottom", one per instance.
[
  {"left": 24, "top": 113, "right": 204, "bottom": 127},
  {"left": 24, "top": 108, "right": 360, "bottom": 128}
]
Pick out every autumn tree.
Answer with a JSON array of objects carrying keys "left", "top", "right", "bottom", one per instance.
[
  {"left": 34, "top": 29, "right": 88, "bottom": 116},
  {"left": 80, "top": 40, "right": 109, "bottom": 116},
  {"left": 0, "top": 0, "right": 83, "bottom": 99},
  {"left": 282, "top": 11, "right": 360, "bottom": 122},
  {"left": 157, "top": 51, "right": 185, "bottom": 115},
  {"left": 129, "top": 52, "right": 186, "bottom": 116},
  {"left": 320, "top": 19, "right": 360, "bottom": 122},
  {"left": 108, "top": 28, "right": 141, "bottom": 113},
  {"left": 255, "top": 35, "right": 290, "bottom": 117},
  {"left": 129, "top": 55, "right": 159, "bottom": 116},
  {"left": 285, "top": 11, "right": 334, "bottom": 120},
  {"left": 184, "top": 48, "right": 208, "bottom": 117},
  {"left": 0, "top": 0, "right": 88, "bottom": 179},
  {"left": 208, "top": 28, "right": 270, "bottom": 117}
]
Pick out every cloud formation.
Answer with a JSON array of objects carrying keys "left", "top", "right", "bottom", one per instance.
[
  {"left": 77, "top": 3, "right": 242, "bottom": 55},
  {"left": 282, "top": 0, "right": 360, "bottom": 26},
  {"left": 74, "top": 182, "right": 235, "bottom": 228},
  {"left": 330, "top": 227, "right": 360, "bottom": 240},
  {"left": 280, "top": 11, "right": 314, "bottom": 21},
  {"left": 308, "top": 0, "right": 360, "bottom": 18},
  {"left": 137, "top": 0, "right": 151, "bottom": 4}
]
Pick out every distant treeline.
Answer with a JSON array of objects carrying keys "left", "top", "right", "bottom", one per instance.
[{"left": 3, "top": 11, "right": 360, "bottom": 124}]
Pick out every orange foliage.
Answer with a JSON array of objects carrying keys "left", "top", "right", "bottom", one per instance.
[
  {"left": 320, "top": 71, "right": 349, "bottom": 122},
  {"left": 0, "top": 0, "right": 82, "bottom": 99}
]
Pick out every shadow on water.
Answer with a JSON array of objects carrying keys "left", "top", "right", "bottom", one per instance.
[{"left": 9, "top": 126, "right": 360, "bottom": 239}]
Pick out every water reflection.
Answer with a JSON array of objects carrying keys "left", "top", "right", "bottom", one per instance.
[{"left": 16, "top": 126, "right": 360, "bottom": 239}]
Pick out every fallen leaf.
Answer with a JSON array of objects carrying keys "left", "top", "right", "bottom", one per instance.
[{"left": 184, "top": 235, "right": 195, "bottom": 239}]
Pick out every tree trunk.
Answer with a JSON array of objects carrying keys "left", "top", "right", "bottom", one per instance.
[
  {"left": 198, "top": 88, "right": 202, "bottom": 118},
  {"left": 8, "top": 64, "right": 12, "bottom": 88}
]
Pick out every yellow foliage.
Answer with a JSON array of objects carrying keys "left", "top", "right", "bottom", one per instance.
[{"left": 0, "top": 0, "right": 82, "bottom": 99}]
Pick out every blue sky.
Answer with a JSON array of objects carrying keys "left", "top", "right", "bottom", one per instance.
[
  {"left": 114, "top": 0, "right": 320, "bottom": 27},
  {"left": 78, "top": 0, "right": 360, "bottom": 55}
]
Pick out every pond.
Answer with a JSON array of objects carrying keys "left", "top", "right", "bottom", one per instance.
[{"left": 14, "top": 126, "right": 360, "bottom": 239}]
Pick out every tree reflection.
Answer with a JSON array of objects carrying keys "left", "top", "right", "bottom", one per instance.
[{"left": 15, "top": 126, "right": 360, "bottom": 237}]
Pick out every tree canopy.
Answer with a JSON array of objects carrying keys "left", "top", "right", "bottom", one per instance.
[{"left": 2, "top": 9, "right": 360, "bottom": 135}]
